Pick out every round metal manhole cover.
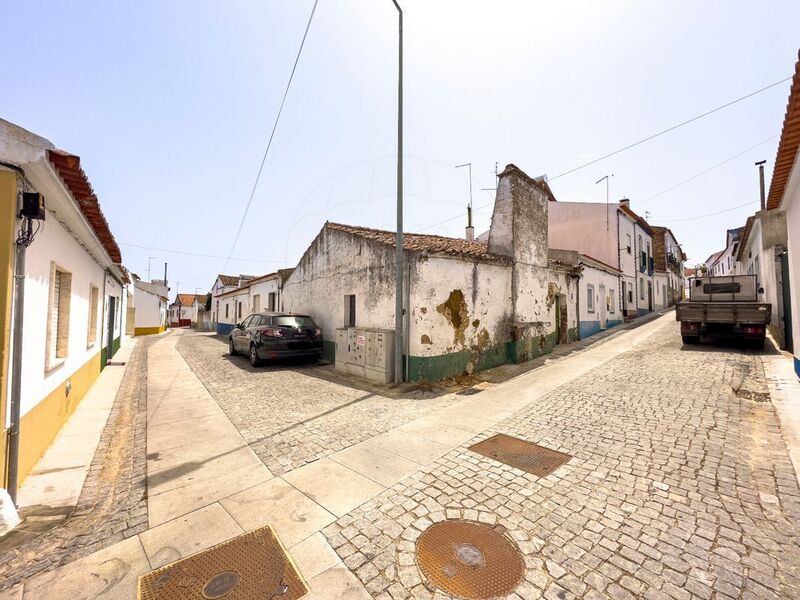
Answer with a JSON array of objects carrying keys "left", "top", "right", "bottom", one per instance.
[
  {"left": 201, "top": 571, "right": 239, "bottom": 599},
  {"left": 415, "top": 520, "right": 525, "bottom": 599}
]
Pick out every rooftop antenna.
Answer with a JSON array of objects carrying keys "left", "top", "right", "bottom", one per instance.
[
  {"left": 596, "top": 174, "right": 613, "bottom": 231},
  {"left": 456, "top": 163, "right": 474, "bottom": 240}
]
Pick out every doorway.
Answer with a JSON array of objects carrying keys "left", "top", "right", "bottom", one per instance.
[
  {"left": 106, "top": 296, "right": 116, "bottom": 363},
  {"left": 781, "top": 251, "right": 794, "bottom": 352},
  {"left": 647, "top": 281, "right": 653, "bottom": 311}
]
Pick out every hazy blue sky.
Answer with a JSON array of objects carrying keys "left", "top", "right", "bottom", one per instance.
[{"left": 2, "top": 1, "right": 798, "bottom": 297}]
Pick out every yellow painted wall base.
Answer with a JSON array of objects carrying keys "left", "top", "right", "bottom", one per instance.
[
  {"left": 135, "top": 325, "right": 165, "bottom": 336},
  {"left": 17, "top": 351, "right": 102, "bottom": 485}
]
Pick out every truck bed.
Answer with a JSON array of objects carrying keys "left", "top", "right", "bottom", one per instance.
[{"left": 676, "top": 302, "right": 771, "bottom": 324}]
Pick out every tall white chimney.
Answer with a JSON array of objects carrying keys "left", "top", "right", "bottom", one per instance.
[{"left": 466, "top": 204, "right": 474, "bottom": 241}]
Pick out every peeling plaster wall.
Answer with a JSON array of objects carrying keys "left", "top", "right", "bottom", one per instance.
[
  {"left": 282, "top": 227, "right": 397, "bottom": 359},
  {"left": 408, "top": 256, "right": 512, "bottom": 378}
]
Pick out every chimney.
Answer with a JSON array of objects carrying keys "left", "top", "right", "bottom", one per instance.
[
  {"left": 465, "top": 204, "right": 474, "bottom": 241},
  {"left": 619, "top": 198, "right": 630, "bottom": 207}
]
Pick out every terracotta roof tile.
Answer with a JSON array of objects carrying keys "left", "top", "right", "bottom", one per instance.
[
  {"left": 326, "top": 222, "right": 511, "bottom": 263},
  {"left": 217, "top": 274, "right": 239, "bottom": 286},
  {"left": 175, "top": 293, "right": 206, "bottom": 306},
  {"left": 47, "top": 149, "right": 122, "bottom": 264},
  {"left": 618, "top": 204, "right": 655, "bottom": 235},
  {"left": 767, "top": 50, "right": 800, "bottom": 211}
]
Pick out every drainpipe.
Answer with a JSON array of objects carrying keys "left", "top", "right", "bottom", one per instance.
[{"left": 7, "top": 210, "right": 37, "bottom": 505}]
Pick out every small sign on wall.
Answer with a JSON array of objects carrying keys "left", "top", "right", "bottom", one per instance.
[{"left": 356, "top": 335, "right": 366, "bottom": 346}]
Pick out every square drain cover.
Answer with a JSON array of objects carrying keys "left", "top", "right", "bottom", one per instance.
[
  {"left": 138, "top": 525, "right": 307, "bottom": 600},
  {"left": 469, "top": 434, "right": 571, "bottom": 477}
]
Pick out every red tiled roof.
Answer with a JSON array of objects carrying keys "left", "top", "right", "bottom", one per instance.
[
  {"left": 618, "top": 204, "right": 655, "bottom": 235},
  {"left": 736, "top": 216, "right": 755, "bottom": 262},
  {"left": 217, "top": 274, "right": 240, "bottom": 286},
  {"left": 176, "top": 293, "right": 206, "bottom": 306},
  {"left": 767, "top": 50, "right": 800, "bottom": 211},
  {"left": 47, "top": 149, "right": 122, "bottom": 264},
  {"left": 326, "top": 222, "right": 511, "bottom": 264}
]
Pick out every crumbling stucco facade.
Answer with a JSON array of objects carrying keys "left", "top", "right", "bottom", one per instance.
[{"left": 282, "top": 164, "right": 580, "bottom": 381}]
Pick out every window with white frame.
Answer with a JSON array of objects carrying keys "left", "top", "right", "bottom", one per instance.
[
  {"left": 268, "top": 292, "right": 277, "bottom": 311},
  {"left": 609, "top": 289, "right": 615, "bottom": 313},
  {"left": 586, "top": 284, "right": 595, "bottom": 313},
  {"left": 87, "top": 284, "right": 99, "bottom": 346},
  {"left": 640, "top": 278, "right": 644, "bottom": 300},
  {"left": 252, "top": 294, "right": 260, "bottom": 312},
  {"left": 626, "top": 234, "right": 632, "bottom": 254},
  {"left": 344, "top": 294, "right": 356, "bottom": 327},
  {"left": 627, "top": 282, "right": 633, "bottom": 304},
  {"left": 47, "top": 264, "right": 72, "bottom": 368}
]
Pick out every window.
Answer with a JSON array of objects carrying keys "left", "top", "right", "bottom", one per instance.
[
  {"left": 626, "top": 234, "right": 632, "bottom": 254},
  {"left": 240, "top": 315, "right": 254, "bottom": 329},
  {"left": 273, "top": 315, "right": 317, "bottom": 328},
  {"left": 252, "top": 294, "right": 260, "bottom": 313},
  {"left": 609, "top": 289, "right": 615, "bottom": 313},
  {"left": 586, "top": 284, "right": 595, "bottom": 313},
  {"left": 225, "top": 303, "right": 229, "bottom": 318},
  {"left": 268, "top": 292, "right": 277, "bottom": 311},
  {"left": 640, "top": 278, "right": 645, "bottom": 300},
  {"left": 646, "top": 241, "right": 651, "bottom": 259},
  {"left": 47, "top": 265, "right": 72, "bottom": 368},
  {"left": 344, "top": 294, "right": 356, "bottom": 327},
  {"left": 627, "top": 283, "right": 633, "bottom": 304},
  {"left": 87, "top": 285, "right": 99, "bottom": 346},
  {"left": 237, "top": 301, "right": 242, "bottom": 319}
]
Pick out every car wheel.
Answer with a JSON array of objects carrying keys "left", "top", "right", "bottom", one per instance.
[
  {"left": 249, "top": 344, "right": 263, "bottom": 367},
  {"left": 682, "top": 335, "right": 699, "bottom": 345},
  {"left": 229, "top": 338, "right": 237, "bottom": 355}
]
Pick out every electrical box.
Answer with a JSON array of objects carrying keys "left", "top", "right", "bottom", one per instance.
[
  {"left": 335, "top": 327, "right": 395, "bottom": 384},
  {"left": 21, "top": 192, "right": 46, "bottom": 220}
]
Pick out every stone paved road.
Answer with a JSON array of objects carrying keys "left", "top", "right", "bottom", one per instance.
[
  {"left": 322, "top": 322, "right": 800, "bottom": 599},
  {"left": 177, "top": 333, "right": 461, "bottom": 476}
]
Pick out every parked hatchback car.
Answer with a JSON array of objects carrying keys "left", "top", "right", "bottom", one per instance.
[{"left": 228, "top": 312, "right": 323, "bottom": 367}]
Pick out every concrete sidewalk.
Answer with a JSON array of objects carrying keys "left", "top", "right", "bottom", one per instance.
[
  {"left": 14, "top": 339, "right": 137, "bottom": 522},
  {"left": 5, "top": 314, "right": 674, "bottom": 599},
  {"left": 763, "top": 343, "right": 800, "bottom": 487}
]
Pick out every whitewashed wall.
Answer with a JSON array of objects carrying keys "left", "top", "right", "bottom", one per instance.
[
  {"left": 579, "top": 265, "right": 623, "bottom": 333},
  {"left": 134, "top": 286, "right": 165, "bottom": 329},
  {"left": 17, "top": 211, "right": 106, "bottom": 417},
  {"left": 249, "top": 278, "right": 282, "bottom": 312}
]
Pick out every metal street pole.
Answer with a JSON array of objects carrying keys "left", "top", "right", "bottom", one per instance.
[
  {"left": 755, "top": 160, "right": 766, "bottom": 210},
  {"left": 392, "top": 0, "right": 404, "bottom": 385}
]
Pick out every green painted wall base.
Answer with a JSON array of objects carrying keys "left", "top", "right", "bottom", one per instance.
[{"left": 100, "top": 336, "right": 122, "bottom": 370}]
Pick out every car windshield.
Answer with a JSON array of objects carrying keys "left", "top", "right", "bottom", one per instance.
[{"left": 272, "top": 316, "right": 317, "bottom": 328}]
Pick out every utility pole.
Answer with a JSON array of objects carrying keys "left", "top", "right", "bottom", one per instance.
[
  {"left": 596, "top": 174, "right": 613, "bottom": 231},
  {"left": 391, "top": 0, "right": 404, "bottom": 385},
  {"left": 755, "top": 160, "right": 766, "bottom": 211}
]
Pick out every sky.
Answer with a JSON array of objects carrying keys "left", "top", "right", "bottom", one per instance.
[{"left": 2, "top": 1, "right": 798, "bottom": 298}]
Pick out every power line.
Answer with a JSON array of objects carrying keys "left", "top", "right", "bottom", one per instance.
[
  {"left": 549, "top": 76, "right": 791, "bottom": 181},
  {"left": 416, "top": 77, "right": 790, "bottom": 235},
  {"left": 639, "top": 134, "right": 778, "bottom": 205},
  {"left": 223, "top": 0, "right": 319, "bottom": 271},
  {"left": 658, "top": 200, "right": 757, "bottom": 223},
  {"left": 120, "top": 242, "right": 286, "bottom": 263}
]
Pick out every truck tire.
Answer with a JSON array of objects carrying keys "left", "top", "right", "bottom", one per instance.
[{"left": 682, "top": 335, "right": 700, "bottom": 345}]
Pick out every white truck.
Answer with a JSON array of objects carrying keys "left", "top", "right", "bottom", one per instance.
[{"left": 676, "top": 275, "right": 771, "bottom": 348}]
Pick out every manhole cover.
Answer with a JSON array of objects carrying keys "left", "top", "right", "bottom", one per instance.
[
  {"left": 138, "top": 525, "right": 307, "bottom": 600},
  {"left": 469, "top": 433, "right": 571, "bottom": 477},
  {"left": 415, "top": 520, "right": 524, "bottom": 599}
]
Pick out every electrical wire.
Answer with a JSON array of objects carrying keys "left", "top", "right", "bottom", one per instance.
[
  {"left": 639, "top": 134, "right": 778, "bottom": 205},
  {"left": 549, "top": 76, "right": 791, "bottom": 181},
  {"left": 120, "top": 242, "right": 285, "bottom": 263},
  {"left": 658, "top": 200, "right": 757, "bottom": 223},
  {"left": 223, "top": 0, "right": 319, "bottom": 271}
]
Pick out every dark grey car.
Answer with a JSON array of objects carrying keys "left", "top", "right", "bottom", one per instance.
[{"left": 228, "top": 312, "right": 323, "bottom": 367}]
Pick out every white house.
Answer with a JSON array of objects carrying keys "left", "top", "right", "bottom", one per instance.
[
  {"left": 282, "top": 164, "right": 581, "bottom": 381},
  {"left": 210, "top": 273, "right": 254, "bottom": 329},
  {"left": 248, "top": 270, "right": 293, "bottom": 314},
  {"left": 169, "top": 293, "right": 205, "bottom": 327},
  {"left": 763, "top": 50, "right": 799, "bottom": 373},
  {"left": 549, "top": 250, "right": 624, "bottom": 338},
  {"left": 706, "top": 228, "right": 744, "bottom": 277},
  {"left": 133, "top": 278, "right": 168, "bottom": 335},
  {"left": 548, "top": 198, "right": 655, "bottom": 318},
  {"left": 0, "top": 119, "right": 128, "bottom": 496},
  {"left": 216, "top": 286, "right": 251, "bottom": 335}
]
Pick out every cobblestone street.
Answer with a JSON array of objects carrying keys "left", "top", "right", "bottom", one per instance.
[
  {"left": 321, "top": 322, "right": 800, "bottom": 599},
  {"left": 177, "top": 333, "right": 461, "bottom": 475}
]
